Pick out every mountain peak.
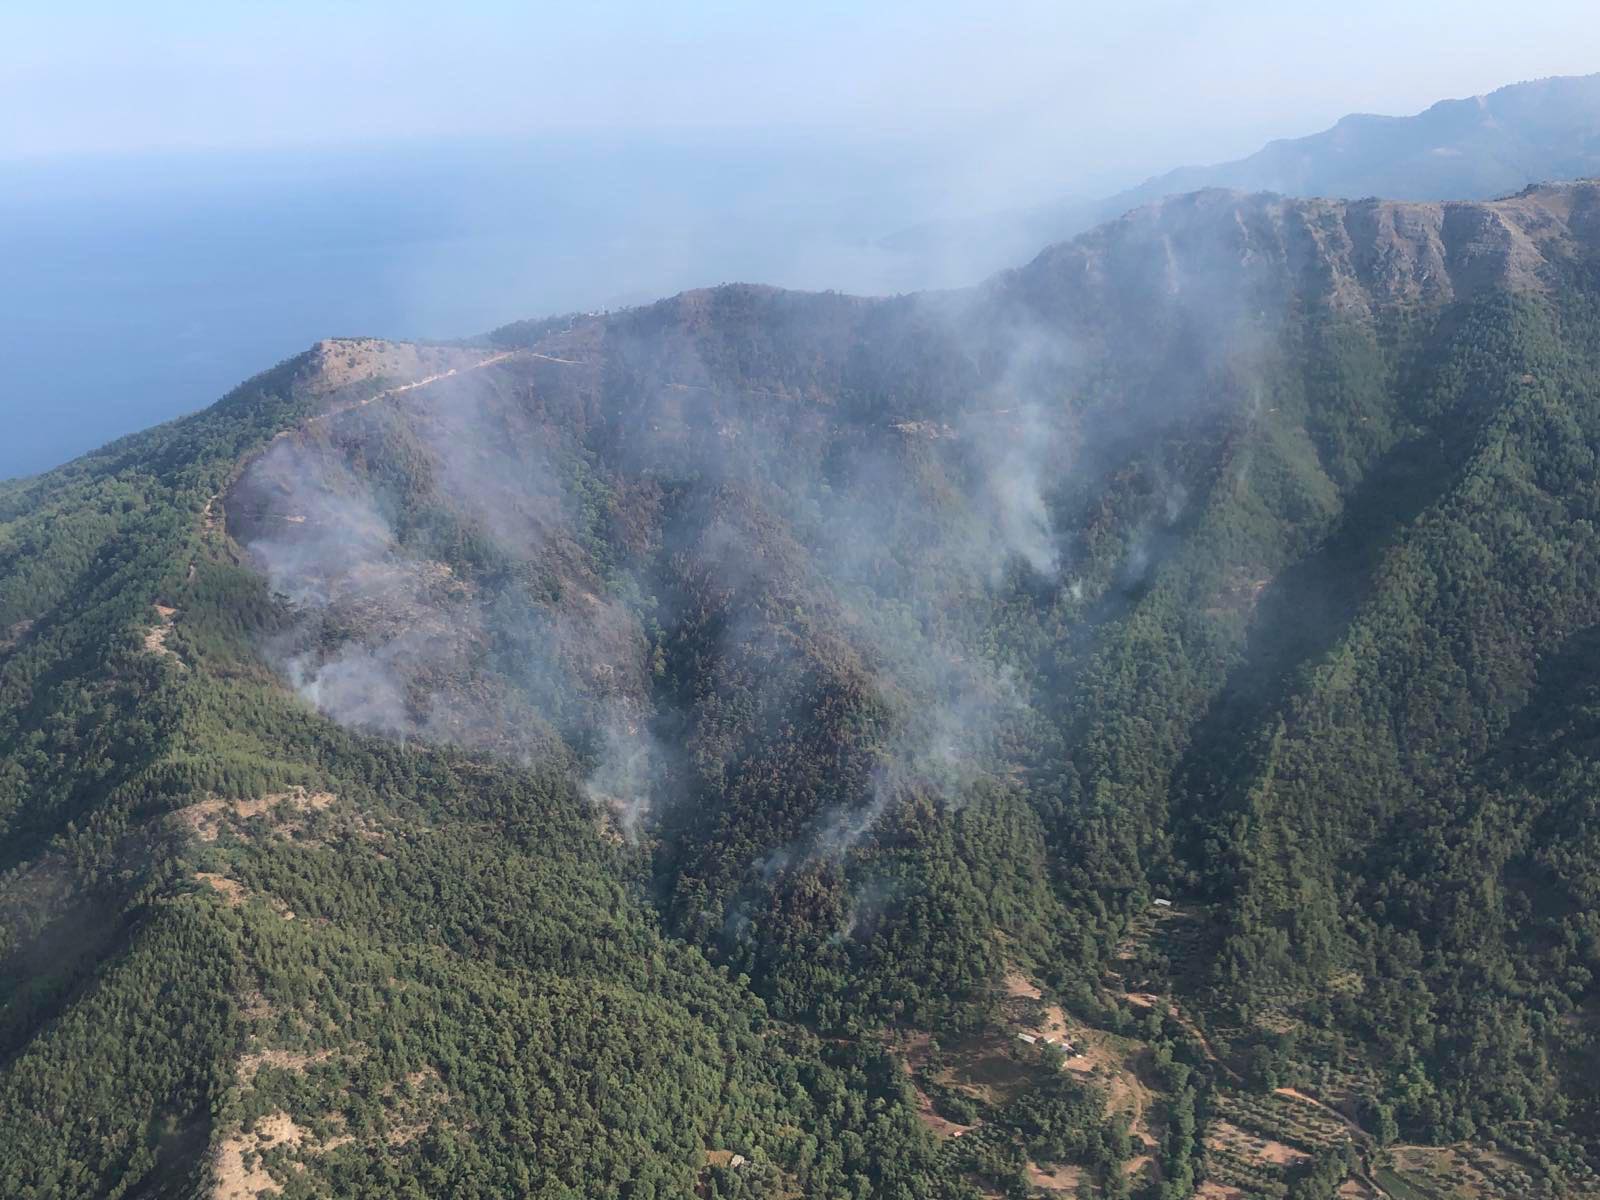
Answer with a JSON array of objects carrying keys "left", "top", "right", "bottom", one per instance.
[
  {"left": 1015, "top": 181, "right": 1600, "bottom": 327},
  {"left": 895, "top": 72, "right": 1600, "bottom": 284}
]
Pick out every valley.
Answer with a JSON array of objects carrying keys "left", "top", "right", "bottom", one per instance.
[{"left": 3, "top": 183, "right": 1600, "bottom": 1198}]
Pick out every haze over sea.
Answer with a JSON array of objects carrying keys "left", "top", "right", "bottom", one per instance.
[
  {"left": 8, "top": 0, "right": 1594, "bottom": 480},
  {"left": 1, "top": 135, "right": 967, "bottom": 480}
]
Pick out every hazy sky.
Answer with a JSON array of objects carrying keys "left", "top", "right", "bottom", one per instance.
[
  {"left": 7, "top": 1, "right": 1597, "bottom": 194},
  {"left": 2, "top": 0, "right": 1597, "bottom": 478}
]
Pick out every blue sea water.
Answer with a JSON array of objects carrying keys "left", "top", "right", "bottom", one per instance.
[{"left": 0, "top": 137, "right": 960, "bottom": 479}]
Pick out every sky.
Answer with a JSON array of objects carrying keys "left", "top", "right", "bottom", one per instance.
[
  {"left": 2, "top": 1, "right": 1597, "bottom": 478},
  {"left": 6, "top": 1, "right": 1598, "bottom": 192}
]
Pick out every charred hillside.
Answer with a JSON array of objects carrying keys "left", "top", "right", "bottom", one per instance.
[{"left": 4, "top": 184, "right": 1600, "bottom": 1198}]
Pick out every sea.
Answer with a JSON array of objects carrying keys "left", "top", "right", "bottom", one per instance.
[{"left": 0, "top": 135, "right": 980, "bottom": 479}]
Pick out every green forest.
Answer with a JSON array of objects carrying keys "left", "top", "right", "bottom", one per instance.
[{"left": 3, "top": 186, "right": 1600, "bottom": 1199}]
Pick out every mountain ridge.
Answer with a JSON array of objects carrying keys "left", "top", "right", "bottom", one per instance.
[
  {"left": 1128, "top": 73, "right": 1600, "bottom": 204},
  {"left": 890, "top": 71, "right": 1600, "bottom": 286},
  {"left": 4, "top": 180, "right": 1600, "bottom": 1197}
]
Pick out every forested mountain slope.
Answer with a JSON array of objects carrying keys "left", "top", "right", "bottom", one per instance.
[{"left": 4, "top": 183, "right": 1600, "bottom": 1199}]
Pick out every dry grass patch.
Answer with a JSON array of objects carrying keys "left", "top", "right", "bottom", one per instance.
[
  {"left": 211, "top": 1110, "right": 356, "bottom": 1199},
  {"left": 1025, "top": 1161, "right": 1083, "bottom": 1191},
  {"left": 893, "top": 1022, "right": 1037, "bottom": 1110},
  {"left": 888, "top": 1032, "right": 980, "bottom": 1139},
  {"left": 1337, "top": 1179, "right": 1382, "bottom": 1199},
  {"left": 195, "top": 872, "right": 248, "bottom": 906},
  {"left": 1389, "top": 1143, "right": 1536, "bottom": 1200},
  {"left": 238, "top": 1047, "right": 338, "bottom": 1084},
  {"left": 238, "top": 991, "right": 275, "bottom": 1022},
  {"left": 1126, "top": 1152, "right": 1158, "bottom": 1183},
  {"left": 143, "top": 604, "right": 184, "bottom": 667},
  {"left": 998, "top": 970, "right": 1073, "bottom": 1049},
  {"left": 1002, "top": 971, "right": 1042, "bottom": 1001},
  {"left": 193, "top": 872, "right": 297, "bottom": 919},
  {"left": 913, "top": 1083, "right": 978, "bottom": 1140},
  {"left": 210, "top": 1112, "right": 310, "bottom": 1199},
  {"left": 930, "top": 1034, "right": 1038, "bottom": 1107},
  {"left": 1061, "top": 1027, "right": 1152, "bottom": 1117},
  {"left": 385, "top": 1121, "right": 430, "bottom": 1148},
  {"left": 1205, "top": 1119, "right": 1309, "bottom": 1168},
  {"left": 378, "top": 1066, "right": 450, "bottom": 1146},
  {"left": 175, "top": 788, "right": 338, "bottom": 843}
]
